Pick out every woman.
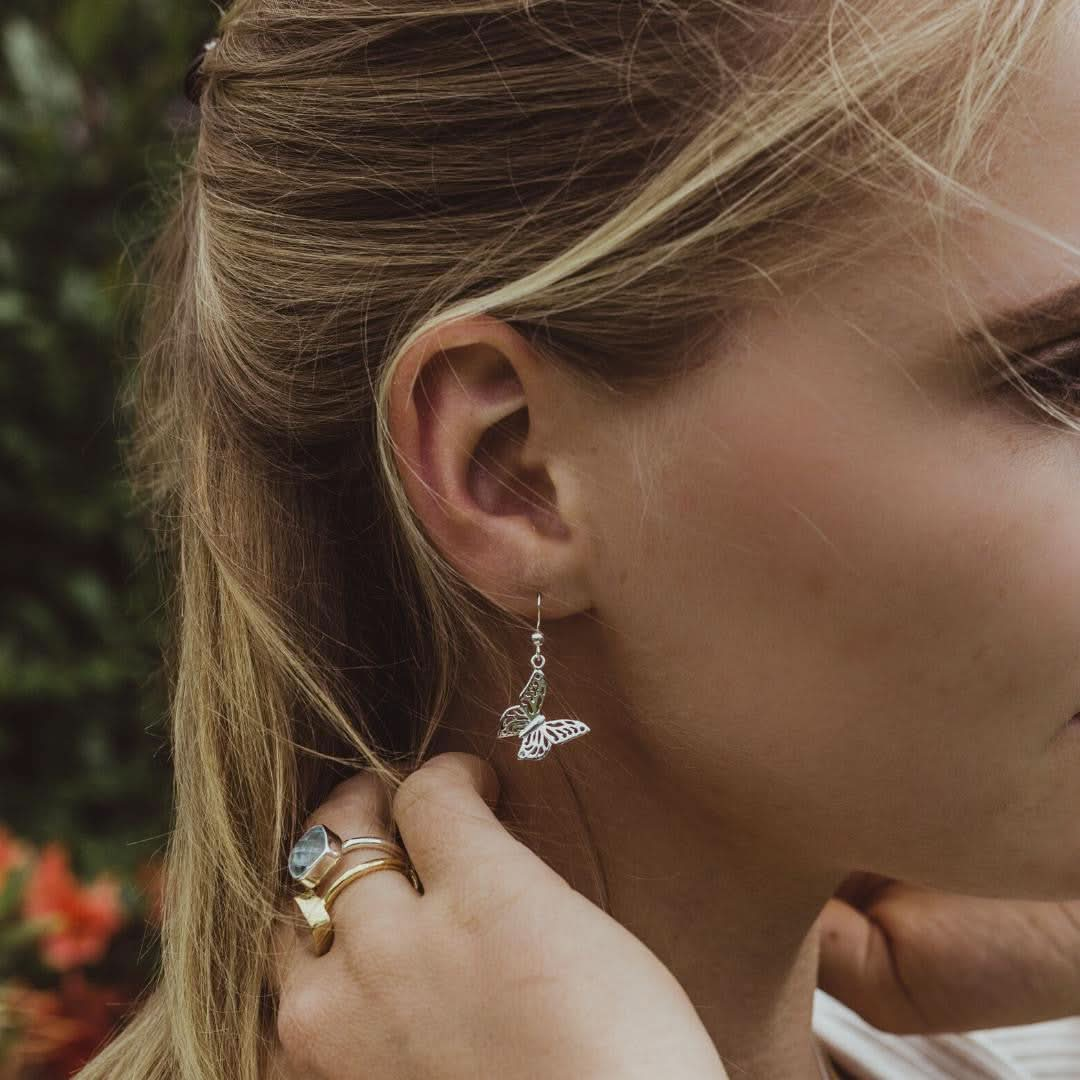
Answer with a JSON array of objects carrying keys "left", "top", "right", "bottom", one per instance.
[{"left": 80, "top": 0, "right": 1080, "bottom": 1076}]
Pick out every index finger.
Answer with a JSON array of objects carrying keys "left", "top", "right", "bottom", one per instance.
[
  {"left": 271, "top": 769, "right": 418, "bottom": 980},
  {"left": 392, "top": 752, "right": 552, "bottom": 893}
]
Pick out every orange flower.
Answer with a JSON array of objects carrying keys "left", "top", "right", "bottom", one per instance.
[
  {"left": 0, "top": 973, "right": 129, "bottom": 1077},
  {"left": 1, "top": 981, "right": 82, "bottom": 1077},
  {"left": 21, "top": 845, "right": 125, "bottom": 971},
  {"left": 0, "top": 825, "right": 30, "bottom": 892}
]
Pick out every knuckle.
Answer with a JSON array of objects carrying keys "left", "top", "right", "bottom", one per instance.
[
  {"left": 274, "top": 982, "right": 323, "bottom": 1062},
  {"left": 391, "top": 752, "right": 485, "bottom": 824},
  {"left": 322, "top": 769, "right": 377, "bottom": 810},
  {"left": 298, "top": 771, "right": 373, "bottom": 832},
  {"left": 338, "top": 921, "right": 407, "bottom": 991},
  {"left": 442, "top": 858, "right": 528, "bottom": 935},
  {"left": 391, "top": 762, "right": 444, "bottom": 821},
  {"left": 338, "top": 902, "right": 411, "bottom": 967},
  {"left": 299, "top": 770, "right": 401, "bottom": 845}
]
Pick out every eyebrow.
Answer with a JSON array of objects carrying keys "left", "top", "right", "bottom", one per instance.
[{"left": 955, "top": 280, "right": 1080, "bottom": 356}]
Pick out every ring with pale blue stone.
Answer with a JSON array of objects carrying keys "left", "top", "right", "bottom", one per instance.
[
  {"left": 287, "top": 823, "right": 411, "bottom": 891},
  {"left": 289, "top": 823, "right": 423, "bottom": 956}
]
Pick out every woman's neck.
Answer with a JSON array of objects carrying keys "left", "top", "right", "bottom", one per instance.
[{"left": 430, "top": 696, "right": 845, "bottom": 1079}]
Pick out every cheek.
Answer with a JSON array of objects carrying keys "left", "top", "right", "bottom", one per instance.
[
  {"left": 690, "top": 391, "right": 1075, "bottom": 695},
  {"left": 625, "top": 383, "right": 1080, "bottom": 872}
]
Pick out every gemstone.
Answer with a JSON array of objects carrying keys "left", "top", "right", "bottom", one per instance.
[{"left": 289, "top": 825, "right": 331, "bottom": 881}]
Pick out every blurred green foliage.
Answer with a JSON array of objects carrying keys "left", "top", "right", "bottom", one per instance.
[{"left": 0, "top": 3, "right": 217, "bottom": 883}]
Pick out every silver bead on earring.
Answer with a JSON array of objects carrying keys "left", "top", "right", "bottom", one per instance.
[{"left": 497, "top": 593, "right": 590, "bottom": 761}]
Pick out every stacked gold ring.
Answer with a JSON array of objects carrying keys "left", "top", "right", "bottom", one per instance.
[{"left": 289, "top": 825, "right": 422, "bottom": 956}]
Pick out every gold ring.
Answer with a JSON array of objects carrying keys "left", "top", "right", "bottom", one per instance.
[
  {"left": 324, "top": 857, "right": 421, "bottom": 907},
  {"left": 294, "top": 856, "right": 422, "bottom": 956}
]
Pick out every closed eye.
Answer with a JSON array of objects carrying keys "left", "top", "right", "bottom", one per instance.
[{"left": 992, "top": 335, "right": 1080, "bottom": 414}]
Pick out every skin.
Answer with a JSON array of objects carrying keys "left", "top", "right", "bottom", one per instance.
[
  {"left": 272, "top": 757, "right": 733, "bottom": 1079},
  {"left": 275, "top": 16, "right": 1080, "bottom": 1080}
]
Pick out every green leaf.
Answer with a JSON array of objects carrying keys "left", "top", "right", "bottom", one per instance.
[
  {"left": 2, "top": 17, "right": 82, "bottom": 118},
  {"left": 58, "top": 0, "right": 128, "bottom": 69},
  {"left": 0, "top": 292, "right": 25, "bottom": 325},
  {"left": 58, "top": 266, "right": 112, "bottom": 333}
]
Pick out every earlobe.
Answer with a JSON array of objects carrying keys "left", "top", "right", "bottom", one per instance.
[{"left": 384, "top": 316, "right": 588, "bottom": 613}]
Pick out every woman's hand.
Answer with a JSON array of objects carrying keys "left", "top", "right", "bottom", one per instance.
[
  {"left": 270, "top": 752, "right": 729, "bottom": 1079},
  {"left": 817, "top": 871, "right": 1080, "bottom": 1033}
]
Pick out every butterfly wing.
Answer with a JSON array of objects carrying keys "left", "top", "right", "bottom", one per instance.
[
  {"left": 517, "top": 667, "right": 546, "bottom": 714},
  {"left": 498, "top": 668, "right": 546, "bottom": 738},
  {"left": 498, "top": 703, "right": 531, "bottom": 739},
  {"left": 518, "top": 718, "right": 590, "bottom": 761}
]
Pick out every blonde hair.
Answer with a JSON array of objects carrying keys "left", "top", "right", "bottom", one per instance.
[{"left": 80, "top": 2, "right": 1067, "bottom": 1077}]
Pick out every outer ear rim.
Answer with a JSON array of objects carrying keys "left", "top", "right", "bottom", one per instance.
[
  {"left": 381, "top": 315, "right": 592, "bottom": 619},
  {"left": 382, "top": 313, "right": 600, "bottom": 622}
]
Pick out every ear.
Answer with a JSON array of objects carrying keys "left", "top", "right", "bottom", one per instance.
[{"left": 385, "top": 315, "right": 593, "bottom": 619}]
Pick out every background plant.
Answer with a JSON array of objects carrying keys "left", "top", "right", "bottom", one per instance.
[{"left": 0, "top": 2, "right": 214, "bottom": 1073}]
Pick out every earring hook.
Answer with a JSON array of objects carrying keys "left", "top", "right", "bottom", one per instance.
[{"left": 535, "top": 592, "right": 542, "bottom": 632}]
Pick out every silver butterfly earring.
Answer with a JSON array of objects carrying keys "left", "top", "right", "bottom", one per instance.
[{"left": 497, "top": 593, "right": 590, "bottom": 761}]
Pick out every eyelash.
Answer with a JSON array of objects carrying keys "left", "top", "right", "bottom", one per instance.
[{"left": 995, "top": 337, "right": 1080, "bottom": 414}]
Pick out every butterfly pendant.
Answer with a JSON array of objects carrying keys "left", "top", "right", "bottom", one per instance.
[{"left": 497, "top": 666, "right": 590, "bottom": 761}]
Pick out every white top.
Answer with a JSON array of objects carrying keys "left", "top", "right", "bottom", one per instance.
[{"left": 813, "top": 988, "right": 1080, "bottom": 1079}]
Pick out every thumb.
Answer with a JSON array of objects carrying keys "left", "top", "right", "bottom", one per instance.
[
  {"left": 429, "top": 750, "right": 500, "bottom": 808},
  {"left": 816, "top": 897, "right": 928, "bottom": 1034},
  {"left": 392, "top": 752, "right": 513, "bottom": 887}
]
